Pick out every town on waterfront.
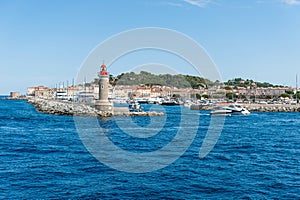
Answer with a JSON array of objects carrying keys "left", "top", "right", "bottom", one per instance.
[
  {"left": 2, "top": 0, "right": 300, "bottom": 199},
  {"left": 8, "top": 70, "right": 300, "bottom": 112}
]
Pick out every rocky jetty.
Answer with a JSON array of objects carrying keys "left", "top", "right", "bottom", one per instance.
[
  {"left": 26, "top": 98, "right": 300, "bottom": 114},
  {"left": 244, "top": 104, "right": 300, "bottom": 112},
  {"left": 199, "top": 103, "right": 300, "bottom": 112},
  {"left": 27, "top": 98, "right": 164, "bottom": 117}
]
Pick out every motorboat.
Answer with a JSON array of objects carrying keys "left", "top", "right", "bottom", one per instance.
[
  {"left": 210, "top": 108, "right": 232, "bottom": 116},
  {"left": 161, "top": 98, "right": 180, "bottom": 106},
  {"left": 222, "top": 104, "right": 250, "bottom": 115},
  {"left": 135, "top": 98, "right": 149, "bottom": 104},
  {"left": 129, "top": 101, "right": 143, "bottom": 112},
  {"left": 147, "top": 97, "right": 162, "bottom": 104},
  {"left": 210, "top": 104, "right": 250, "bottom": 116},
  {"left": 161, "top": 101, "right": 179, "bottom": 106}
]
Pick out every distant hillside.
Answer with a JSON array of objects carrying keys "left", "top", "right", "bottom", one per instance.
[
  {"left": 91, "top": 72, "right": 286, "bottom": 89},
  {"left": 111, "top": 71, "right": 215, "bottom": 89},
  {"left": 224, "top": 78, "right": 285, "bottom": 88}
]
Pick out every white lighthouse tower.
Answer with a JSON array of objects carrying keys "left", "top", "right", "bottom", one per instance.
[{"left": 95, "top": 63, "right": 113, "bottom": 112}]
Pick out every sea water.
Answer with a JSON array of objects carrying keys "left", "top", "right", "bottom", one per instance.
[{"left": 0, "top": 99, "right": 299, "bottom": 199}]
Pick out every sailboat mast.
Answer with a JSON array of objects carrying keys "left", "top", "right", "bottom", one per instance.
[
  {"left": 232, "top": 79, "right": 234, "bottom": 102},
  {"left": 296, "top": 74, "right": 298, "bottom": 104}
]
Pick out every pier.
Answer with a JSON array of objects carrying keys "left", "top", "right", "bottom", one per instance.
[{"left": 27, "top": 98, "right": 164, "bottom": 117}]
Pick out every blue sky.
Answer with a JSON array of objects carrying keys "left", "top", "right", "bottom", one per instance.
[{"left": 0, "top": 0, "right": 300, "bottom": 94}]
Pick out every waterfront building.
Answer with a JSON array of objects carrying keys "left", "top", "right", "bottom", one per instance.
[
  {"left": 10, "top": 91, "right": 20, "bottom": 99},
  {"left": 150, "top": 86, "right": 163, "bottom": 98},
  {"left": 113, "top": 85, "right": 135, "bottom": 99},
  {"left": 27, "top": 86, "right": 56, "bottom": 99},
  {"left": 26, "top": 87, "right": 36, "bottom": 97},
  {"left": 56, "top": 90, "right": 68, "bottom": 101},
  {"left": 136, "top": 85, "right": 151, "bottom": 97}
]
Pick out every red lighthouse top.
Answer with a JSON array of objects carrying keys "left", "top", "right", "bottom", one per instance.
[{"left": 99, "top": 63, "right": 108, "bottom": 76}]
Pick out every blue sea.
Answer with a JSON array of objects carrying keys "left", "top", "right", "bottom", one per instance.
[{"left": 0, "top": 99, "right": 299, "bottom": 199}]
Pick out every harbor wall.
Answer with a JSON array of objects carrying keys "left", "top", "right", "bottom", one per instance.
[
  {"left": 26, "top": 98, "right": 164, "bottom": 117},
  {"left": 243, "top": 104, "right": 300, "bottom": 112},
  {"left": 200, "top": 103, "right": 300, "bottom": 112}
]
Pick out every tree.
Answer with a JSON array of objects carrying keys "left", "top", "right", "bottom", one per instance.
[
  {"left": 172, "top": 94, "right": 180, "bottom": 98},
  {"left": 293, "top": 92, "right": 300, "bottom": 100},
  {"left": 285, "top": 90, "right": 294, "bottom": 95},
  {"left": 196, "top": 93, "right": 201, "bottom": 99},
  {"left": 226, "top": 93, "right": 237, "bottom": 99},
  {"left": 202, "top": 94, "right": 209, "bottom": 99},
  {"left": 224, "top": 86, "right": 231, "bottom": 90},
  {"left": 240, "top": 94, "right": 247, "bottom": 100},
  {"left": 265, "top": 95, "right": 273, "bottom": 99},
  {"left": 84, "top": 83, "right": 91, "bottom": 87},
  {"left": 280, "top": 93, "right": 290, "bottom": 98},
  {"left": 109, "top": 75, "right": 118, "bottom": 86}
]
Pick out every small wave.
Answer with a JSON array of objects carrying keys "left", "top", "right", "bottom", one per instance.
[{"left": 198, "top": 113, "right": 210, "bottom": 116}]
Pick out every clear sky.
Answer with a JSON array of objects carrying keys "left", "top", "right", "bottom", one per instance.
[{"left": 1, "top": 0, "right": 300, "bottom": 94}]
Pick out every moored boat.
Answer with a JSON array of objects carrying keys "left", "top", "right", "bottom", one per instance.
[
  {"left": 129, "top": 101, "right": 143, "bottom": 112},
  {"left": 161, "top": 98, "right": 180, "bottom": 106},
  {"left": 210, "top": 104, "right": 250, "bottom": 116}
]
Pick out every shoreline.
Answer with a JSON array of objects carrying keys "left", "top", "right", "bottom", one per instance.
[
  {"left": 1, "top": 96, "right": 27, "bottom": 100},
  {"left": 1, "top": 97, "right": 300, "bottom": 113}
]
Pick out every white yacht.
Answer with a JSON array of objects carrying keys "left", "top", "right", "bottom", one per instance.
[
  {"left": 211, "top": 104, "right": 250, "bottom": 116},
  {"left": 210, "top": 107, "right": 232, "bottom": 116},
  {"left": 148, "top": 97, "right": 162, "bottom": 104},
  {"left": 222, "top": 104, "right": 250, "bottom": 115}
]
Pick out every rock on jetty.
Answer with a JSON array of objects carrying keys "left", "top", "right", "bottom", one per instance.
[{"left": 27, "top": 98, "right": 164, "bottom": 117}]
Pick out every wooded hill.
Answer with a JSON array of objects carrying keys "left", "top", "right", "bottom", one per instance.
[
  {"left": 112, "top": 71, "right": 214, "bottom": 89},
  {"left": 91, "top": 71, "right": 286, "bottom": 89},
  {"left": 224, "top": 78, "right": 285, "bottom": 88}
]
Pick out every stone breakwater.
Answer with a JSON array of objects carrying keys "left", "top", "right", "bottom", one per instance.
[
  {"left": 243, "top": 104, "right": 300, "bottom": 112},
  {"left": 200, "top": 103, "right": 300, "bottom": 112},
  {"left": 27, "top": 98, "right": 164, "bottom": 117}
]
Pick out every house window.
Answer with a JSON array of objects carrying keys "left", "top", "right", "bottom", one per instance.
[{"left": 101, "top": 85, "right": 104, "bottom": 89}]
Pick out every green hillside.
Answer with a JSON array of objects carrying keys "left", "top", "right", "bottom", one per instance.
[
  {"left": 112, "top": 71, "right": 214, "bottom": 89},
  {"left": 91, "top": 72, "right": 286, "bottom": 89}
]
